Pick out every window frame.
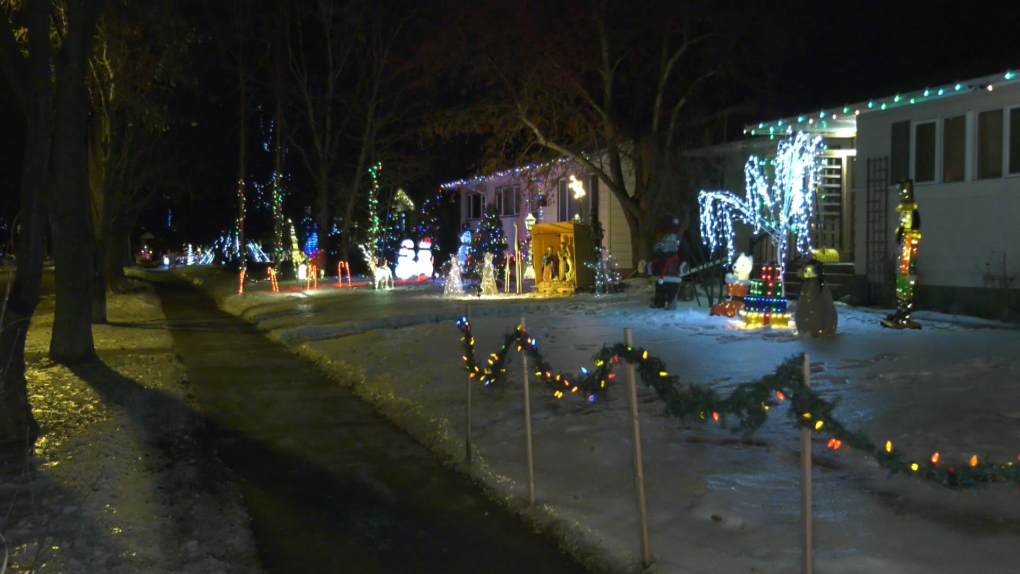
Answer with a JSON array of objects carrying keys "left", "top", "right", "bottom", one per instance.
[
  {"left": 975, "top": 107, "right": 1005, "bottom": 180},
  {"left": 911, "top": 119, "right": 939, "bottom": 184},
  {"left": 941, "top": 114, "right": 967, "bottom": 184},
  {"left": 465, "top": 192, "right": 484, "bottom": 220},
  {"left": 495, "top": 186, "right": 520, "bottom": 217},
  {"left": 1008, "top": 105, "right": 1020, "bottom": 177}
]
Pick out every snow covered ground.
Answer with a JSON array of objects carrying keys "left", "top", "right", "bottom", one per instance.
[
  {"left": 0, "top": 277, "right": 264, "bottom": 573},
  {"left": 187, "top": 266, "right": 1020, "bottom": 574}
]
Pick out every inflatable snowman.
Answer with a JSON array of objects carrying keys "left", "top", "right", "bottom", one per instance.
[
  {"left": 415, "top": 237, "right": 434, "bottom": 278},
  {"left": 394, "top": 238, "right": 417, "bottom": 280}
]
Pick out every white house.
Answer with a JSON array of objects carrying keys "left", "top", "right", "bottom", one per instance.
[
  {"left": 736, "top": 68, "right": 1020, "bottom": 317},
  {"left": 442, "top": 155, "right": 638, "bottom": 270}
]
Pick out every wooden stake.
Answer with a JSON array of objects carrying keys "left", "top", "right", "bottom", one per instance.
[
  {"left": 465, "top": 304, "right": 473, "bottom": 464},
  {"left": 801, "top": 353, "right": 813, "bottom": 574},
  {"left": 624, "top": 328, "right": 651, "bottom": 569},
  {"left": 522, "top": 316, "right": 536, "bottom": 504}
]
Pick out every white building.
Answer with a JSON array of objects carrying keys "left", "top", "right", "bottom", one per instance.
[
  {"left": 735, "top": 68, "right": 1020, "bottom": 317},
  {"left": 442, "top": 155, "right": 638, "bottom": 269}
]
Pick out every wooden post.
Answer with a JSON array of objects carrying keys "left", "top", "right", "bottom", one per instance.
[
  {"left": 522, "top": 316, "right": 536, "bottom": 504},
  {"left": 801, "top": 353, "right": 813, "bottom": 574},
  {"left": 465, "top": 304, "right": 473, "bottom": 464},
  {"left": 624, "top": 328, "right": 651, "bottom": 569}
]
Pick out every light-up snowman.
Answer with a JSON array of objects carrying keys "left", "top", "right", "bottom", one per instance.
[
  {"left": 457, "top": 229, "right": 472, "bottom": 267},
  {"left": 415, "top": 237, "right": 434, "bottom": 278},
  {"left": 394, "top": 238, "right": 417, "bottom": 280}
]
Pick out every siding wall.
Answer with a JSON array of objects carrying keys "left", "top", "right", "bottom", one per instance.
[{"left": 853, "top": 82, "right": 1020, "bottom": 289}]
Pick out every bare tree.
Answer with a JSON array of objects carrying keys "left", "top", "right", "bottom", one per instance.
[
  {"left": 286, "top": 0, "right": 355, "bottom": 257},
  {"left": 429, "top": 0, "right": 732, "bottom": 265}
]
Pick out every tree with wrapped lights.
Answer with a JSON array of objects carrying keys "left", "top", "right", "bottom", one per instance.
[{"left": 468, "top": 203, "right": 508, "bottom": 279}]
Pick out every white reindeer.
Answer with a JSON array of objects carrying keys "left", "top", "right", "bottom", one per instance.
[{"left": 359, "top": 244, "right": 394, "bottom": 289}]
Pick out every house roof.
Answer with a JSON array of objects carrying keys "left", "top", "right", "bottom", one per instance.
[
  {"left": 439, "top": 157, "right": 576, "bottom": 190},
  {"left": 744, "top": 69, "right": 1019, "bottom": 139}
]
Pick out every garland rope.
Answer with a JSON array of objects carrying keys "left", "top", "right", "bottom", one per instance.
[{"left": 455, "top": 317, "right": 1020, "bottom": 491}]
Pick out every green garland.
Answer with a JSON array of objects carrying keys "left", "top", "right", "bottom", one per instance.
[{"left": 455, "top": 318, "right": 1020, "bottom": 490}]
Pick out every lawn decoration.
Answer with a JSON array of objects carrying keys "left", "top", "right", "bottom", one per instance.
[
  {"left": 394, "top": 239, "right": 417, "bottom": 280},
  {"left": 739, "top": 262, "right": 791, "bottom": 328},
  {"left": 457, "top": 227, "right": 472, "bottom": 267},
  {"left": 479, "top": 252, "right": 498, "bottom": 296},
  {"left": 444, "top": 255, "right": 465, "bottom": 296},
  {"left": 359, "top": 244, "right": 393, "bottom": 290},
  {"left": 651, "top": 221, "right": 683, "bottom": 309},
  {"left": 882, "top": 179, "right": 922, "bottom": 330},
  {"left": 711, "top": 253, "right": 753, "bottom": 317},
  {"left": 795, "top": 259, "right": 837, "bottom": 337},
  {"left": 415, "top": 237, "right": 434, "bottom": 279},
  {"left": 699, "top": 131, "right": 822, "bottom": 278},
  {"left": 457, "top": 318, "right": 1020, "bottom": 490}
]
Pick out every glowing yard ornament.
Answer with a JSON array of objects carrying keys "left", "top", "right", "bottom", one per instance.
[
  {"left": 457, "top": 229, "right": 472, "bottom": 267},
  {"left": 394, "top": 239, "right": 417, "bottom": 280},
  {"left": 479, "top": 252, "right": 498, "bottom": 296},
  {"left": 415, "top": 237, "right": 434, "bottom": 278},
  {"left": 359, "top": 243, "right": 393, "bottom": 290},
  {"left": 568, "top": 174, "right": 586, "bottom": 199},
  {"left": 444, "top": 255, "right": 464, "bottom": 296},
  {"left": 699, "top": 131, "right": 822, "bottom": 266}
]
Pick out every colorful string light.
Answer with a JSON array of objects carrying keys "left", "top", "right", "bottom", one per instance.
[{"left": 455, "top": 321, "right": 1020, "bottom": 490}]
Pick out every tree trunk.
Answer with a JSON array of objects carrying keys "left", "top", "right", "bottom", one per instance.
[
  {"left": 103, "top": 215, "right": 129, "bottom": 291},
  {"left": 315, "top": 170, "right": 329, "bottom": 262},
  {"left": 0, "top": 0, "right": 52, "bottom": 446},
  {"left": 91, "top": 246, "right": 107, "bottom": 324},
  {"left": 49, "top": 0, "right": 101, "bottom": 363}
]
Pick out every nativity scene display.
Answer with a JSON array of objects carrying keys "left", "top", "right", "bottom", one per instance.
[{"left": 531, "top": 222, "right": 596, "bottom": 296}]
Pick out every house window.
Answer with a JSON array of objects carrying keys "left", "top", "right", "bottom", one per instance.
[
  {"left": 942, "top": 115, "right": 966, "bottom": 182},
  {"left": 1010, "top": 107, "right": 1020, "bottom": 174},
  {"left": 466, "top": 192, "right": 484, "bottom": 220},
  {"left": 890, "top": 121, "right": 911, "bottom": 183},
  {"left": 496, "top": 186, "right": 520, "bottom": 216},
  {"left": 914, "top": 121, "right": 936, "bottom": 183},
  {"left": 976, "top": 109, "right": 1004, "bottom": 179}
]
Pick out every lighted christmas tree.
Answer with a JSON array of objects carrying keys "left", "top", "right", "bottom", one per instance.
[
  {"left": 366, "top": 161, "right": 384, "bottom": 257},
  {"left": 468, "top": 203, "right": 508, "bottom": 279}
]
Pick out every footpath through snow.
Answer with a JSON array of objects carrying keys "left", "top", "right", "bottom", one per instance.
[
  {"left": 0, "top": 275, "right": 264, "bottom": 573},
  {"left": 182, "top": 265, "right": 1020, "bottom": 574}
]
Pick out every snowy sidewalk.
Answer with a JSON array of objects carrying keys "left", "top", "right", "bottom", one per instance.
[{"left": 0, "top": 278, "right": 263, "bottom": 573}]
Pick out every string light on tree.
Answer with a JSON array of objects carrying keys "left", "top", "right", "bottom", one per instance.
[
  {"left": 367, "top": 162, "right": 384, "bottom": 257},
  {"left": 469, "top": 203, "right": 508, "bottom": 278},
  {"left": 699, "top": 131, "right": 822, "bottom": 271}
]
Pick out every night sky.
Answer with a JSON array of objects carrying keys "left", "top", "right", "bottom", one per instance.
[{"left": 2, "top": 0, "right": 1019, "bottom": 241}]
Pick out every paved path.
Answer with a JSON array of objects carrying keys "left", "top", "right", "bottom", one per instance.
[{"left": 156, "top": 282, "right": 592, "bottom": 574}]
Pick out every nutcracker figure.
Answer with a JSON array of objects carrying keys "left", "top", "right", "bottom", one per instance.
[{"left": 882, "top": 179, "right": 922, "bottom": 329}]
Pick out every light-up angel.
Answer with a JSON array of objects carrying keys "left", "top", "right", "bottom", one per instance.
[{"left": 698, "top": 131, "right": 823, "bottom": 267}]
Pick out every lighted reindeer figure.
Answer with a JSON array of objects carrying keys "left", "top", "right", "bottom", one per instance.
[{"left": 359, "top": 244, "right": 394, "bottom": 290}]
